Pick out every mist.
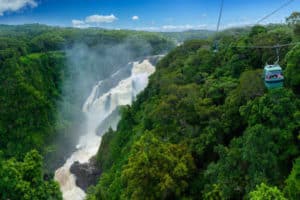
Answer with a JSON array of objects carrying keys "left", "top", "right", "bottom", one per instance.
[
  {"left": 51, "top": 34, "right": 165, "bottom": 199},
  {"left": 44, "top": 36, "right": 156, "bottom": 173},
  {"left": 64, "top": 38, "right": 152, "bottom": 104}
]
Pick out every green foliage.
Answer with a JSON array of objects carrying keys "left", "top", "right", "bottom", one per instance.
[
  {"left": 0, "top": 150, "right": 62, "bottom": 200},
  {"left": 249, "top": 25, "right": 267, "bottom": 37},
  {"left": 88, "top": 19, "right": 300, "bottom": 200},
  {"left": 203, "top": 184, "right": 225, "bottom": 200},
  {"left": 0, "top": 24, "right": 176, "bottom": 197},
  {"left": 286, "top": 12, "right": 300, "bottom": 37},
  {"left": 204, "top": 123, "right": 297, "bottom": 199},
  {"left": 1, "top": 18, "right": 300, "bottom": 200},
  {"left": 237, "top": 70, "right": 265, "bottom": 101},
  {"left": 285, "top": 45, "right": 300, "bottom": 94},
  {"left": 240, "top": 89, "right": 298, "bottom": 128},
  {"left": 284, "top": 157, "right": 300, "bottom": 200},
  {"left": 162, "top": 30, "right": 214, "bottom": 43},
  {"left": 121, "top": 132, "right": 195, "bottom": 199},
  {"left": 31, "top": 32, "right": 65, "bottom": 52},
  {"left": 286, "top": 12, "right": 300, "bottom": 25},
  {"left": 0, "top": 52, "right": 65, "bottom": 158},
  {"left": 249, "top": 183, "right": 286, "bottom": 200}
]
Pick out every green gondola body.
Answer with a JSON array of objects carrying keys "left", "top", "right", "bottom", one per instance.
[{"left": 263, "top": 64, "right": 284, "bottom": 89}]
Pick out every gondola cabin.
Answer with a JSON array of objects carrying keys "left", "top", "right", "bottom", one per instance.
[{"left": 263, "top": 64, "right": 284, "bottom": 89}]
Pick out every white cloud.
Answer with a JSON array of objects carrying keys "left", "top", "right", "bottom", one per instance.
[
  {"left": 162, "top": 24, "right": 208, "bottom": 31},
  {"left": 134, "top": 26, "right": 160, "bottom": 31},
  {"left": 0, "top": 0, "right": 37, "bottom": 16},
  {"left": 85, "top": 14, "right": 117, "bottom": 23},
  {"left": 72, "top": 19, "right": 88, "bottom": 28},
  {"left": 72, "top": 13, "right": 118, "bottom": 28},
  {"left": 72, "top": 14, "right": 118, "bottom": 28},
  {"left": 72, "top": 20, "right": 84, "bottom": 26},
  {"left": 134, "top": 24, "right": 208, "bottom": 32},
  {"left": 132, "top": 15, "right": 139, "bottom": 20}
]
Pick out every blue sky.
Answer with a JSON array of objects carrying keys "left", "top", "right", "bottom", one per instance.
[{"left": 0, "top": 0, "right": 299, "bottom": 31}]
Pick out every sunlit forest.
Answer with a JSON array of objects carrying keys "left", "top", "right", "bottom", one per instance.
[
  {"left": 87, "top": 13, "right": 300, "bottom": 200},
  {"left": 0, "top": 0, "right": 300, "bottom": 199}
]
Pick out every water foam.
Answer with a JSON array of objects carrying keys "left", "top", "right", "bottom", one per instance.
[{"left": 54, "top": 58, "right": 156, "bottom": 200}]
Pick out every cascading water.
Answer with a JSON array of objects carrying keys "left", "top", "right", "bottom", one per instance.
[{"left": 54, "top": 57, "right": 158, "bottom": 200}]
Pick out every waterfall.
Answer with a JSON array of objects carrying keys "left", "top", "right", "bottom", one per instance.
[{"left": 54, "top": 58, "right": 157, "bottom": 200}]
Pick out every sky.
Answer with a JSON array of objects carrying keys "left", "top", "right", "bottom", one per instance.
[{"left": 0, "top": 0, "right": 299, "bottom": 31}]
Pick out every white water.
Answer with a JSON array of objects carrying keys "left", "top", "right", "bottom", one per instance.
[{"left": 54, "top": 58, "right": 156, "bottom": 200}]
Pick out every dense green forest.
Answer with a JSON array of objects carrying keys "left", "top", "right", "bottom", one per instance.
[
  {"left": 0, "top": 24, "right": 175, "bottom": 199},
  {"left": 87, "top": 14, "right": 300, "bottom": 199},
  {"left": 0, "top": 12, "right": 300, "bottom": 199}
]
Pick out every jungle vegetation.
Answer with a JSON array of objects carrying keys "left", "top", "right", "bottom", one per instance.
[
  {"left": 87, "top": 12, "right": 300, "bottom": 200},
  {"left": 0, "top": 11, "right": 299, "bottom": 199},
  {"left": 0, "top": 24, "right": 175, "bottom": 199}
]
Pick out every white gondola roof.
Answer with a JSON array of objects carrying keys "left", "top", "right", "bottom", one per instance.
[{"left": 264, "top": 64, "right": 282, "bottom": 72}]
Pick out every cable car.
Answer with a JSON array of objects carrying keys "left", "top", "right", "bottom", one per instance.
[
  {"left": 213, "top": 41, "right": 219, "bottom": 53},
  {"left": 263, "top": 64, "right": 284, "bottom": 89}
]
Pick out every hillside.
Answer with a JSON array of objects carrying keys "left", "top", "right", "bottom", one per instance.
[
  {"left": 161, "top": 30, "right": 215, "bottom": 43},
  {"left": 87, "top": 23, "right": 300, "bottom": 199},
  {"left": 0, "top": 24, "right": 175, "bottom": 199}
]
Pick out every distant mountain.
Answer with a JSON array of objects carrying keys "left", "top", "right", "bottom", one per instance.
[{"left": 161, "top": 29, "right": 215, "bottom": 43}]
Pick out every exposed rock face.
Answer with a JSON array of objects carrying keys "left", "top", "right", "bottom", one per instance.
[{"left": 70, "top": 158, "right": 101, "bottom": 192}]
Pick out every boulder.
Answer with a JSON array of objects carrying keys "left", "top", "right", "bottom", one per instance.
[{"left": 70, "top": 158, "right": 101, "bottom": 191}]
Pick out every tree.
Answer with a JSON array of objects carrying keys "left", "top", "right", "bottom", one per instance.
[
  {"left": 236, "top": 70, "right": 265, "bottom": 101},
  {"left": 203, "top": 184, "right": 225, "bottom": 200},
  {"left": 249, "top": 183, "right": 287, "bottom": 200},
  {"left": 249, "top": 26, "right": 267, "bottom": 37},
  {"left": 286, "top": 12, "right": 300, "bottom": 37},
  {"left": 240, "top": 89, "right": 298, "bottom": 128},
  {"left": 0, "top": 150, "right": 62, "bottom": 200},
  {"left": 248, "top": 26, "right": 292, "bottom": 67},
  {"left": 284, "top": 157, "right": 300, "bottom": 200},
  {"left": 286, "top": 12, "right": 300, "bottom": 26},
  {"left": 87, "top": 21, "right": 300, "bottom": 200},
  {"left": 204, "top": 124, "right": 297, "bottom": 199},
  {"left": 121, "top": 131, "right": 195, "bottom": 199},
  {"left": 285, "top": 45, "right": 300, "bottom": 94}
]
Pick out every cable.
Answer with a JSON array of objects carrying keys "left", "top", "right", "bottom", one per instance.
[
  {"left": 216, "top": 0, "right": 225, "bottom": 32},
  {"left": 234, "top": 42, "right": 300, "bottom": 49},
  {"left": 224, "top": 42, "right": 300, "bottom": 63},
  {"left": 257, "top": 0, "right": 296, "bottom": 24},
  {"left": 212, "top": 0, "right": 298, "bottom": 52},
  {"left": 213, "top": 0, "right": 225, "bottom": 52}
]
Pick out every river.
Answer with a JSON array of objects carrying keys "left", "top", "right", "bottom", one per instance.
[{"left": 54, "top": 56, "right": 159, "bottom": 200}]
